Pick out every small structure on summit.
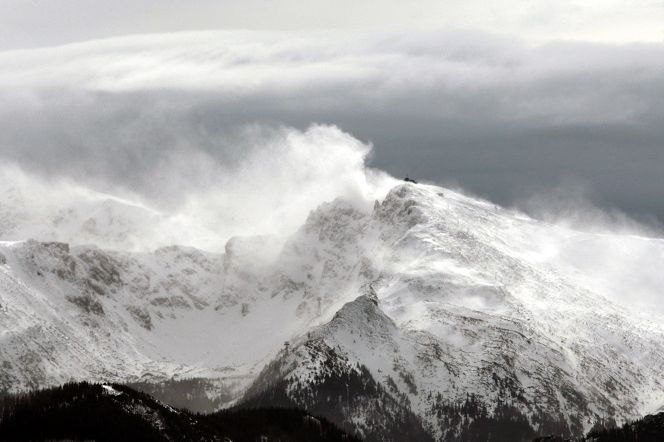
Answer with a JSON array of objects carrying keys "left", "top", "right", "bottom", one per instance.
[{"left": 404, "top": 175, "right": 418, "bottom": 184}]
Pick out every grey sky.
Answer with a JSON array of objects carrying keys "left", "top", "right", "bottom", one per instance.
[
  {"left": 1, "top": 0, "right": 664, "bottom": 50},
  {"left": 1, "top": 3, "right": 664, "bottom": 227}
]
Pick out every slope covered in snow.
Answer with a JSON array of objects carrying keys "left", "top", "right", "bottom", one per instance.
[
  {"left": 241, "top": 183, "right": 664, "bottom": 440},
  {"left": 0, "top": 177, "right": 208, "bottom": 252},
  {"left": 1, "top": 182, "right": 664, "bottom": 441}
]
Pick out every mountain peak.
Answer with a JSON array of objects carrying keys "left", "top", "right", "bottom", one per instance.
[{"left": 2, "top": 182, "right": 664, "bottom": 441}]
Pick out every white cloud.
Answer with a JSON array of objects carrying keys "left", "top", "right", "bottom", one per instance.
[{"left": 2, "top": 30, "right": 662, "bottom": 120}]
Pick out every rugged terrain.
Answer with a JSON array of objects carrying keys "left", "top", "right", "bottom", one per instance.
[{"left": 1, "top": 182, "right": 664, "bottom": 441}]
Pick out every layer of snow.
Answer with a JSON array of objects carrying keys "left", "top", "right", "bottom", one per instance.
[
  {"left": 102, "top": 384, "right": 121, "bottom": 396},
  {"left": 1, "top": 181, "right": 663, "bottom": 436}
]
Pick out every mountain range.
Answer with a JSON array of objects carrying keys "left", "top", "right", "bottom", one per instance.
[{"left": 1, "top": 182, "right": 664, "bottom": 441}]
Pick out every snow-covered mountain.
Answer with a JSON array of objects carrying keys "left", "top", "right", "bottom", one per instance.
[
  {"left": 1, "top": 182, "right": 664, "bottom": 441},
  {"left": 0, "top": 180, "right": 209, "bottom": 252}
]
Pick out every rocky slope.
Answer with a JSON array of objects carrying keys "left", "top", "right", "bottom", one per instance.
[
  {"left": 239, "top": 184, "right": 664, "bottom": 440},
  {"left": 1, "top": 182, "right": 664, "bottom": 441}
]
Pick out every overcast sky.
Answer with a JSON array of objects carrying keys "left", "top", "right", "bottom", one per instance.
[
  {"left": 1, "top": 1, "right": 663, "bottom": 227},
  {"left": 1, "top": 0, "right": 664, "bottom": 50}
]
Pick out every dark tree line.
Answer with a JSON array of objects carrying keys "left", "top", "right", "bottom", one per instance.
[
  {"left": 4, "top": 377, "right": 661, "bottom": 442},
  {"left": 0, "top": 381, "right": 359, "bottom": 442},
  {"left": 583, "top": 412, "right": 664, "bottom": 442},
  {"left": 533, "top": 412, "right": 664, "bottom": 441}
]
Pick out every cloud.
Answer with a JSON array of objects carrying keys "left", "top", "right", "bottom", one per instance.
[
  {"left": 0, "top": 29, "right": 663, "bottom": 232},
  {"left": 1, "top": 0, "right": 662, "bottom": 50}
]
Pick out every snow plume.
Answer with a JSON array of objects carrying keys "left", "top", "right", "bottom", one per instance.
[
  {"left": 506, "top": 180, "right": 664, "bottom": 315},
  {"left": 516, "top": 179, "right": 664, "bottom": 237},
  {"left": 0, "top": 125, "right": 395, "bottom": 251},
  {"left": 0, "top": 31, "right": 416, "bottom": 251}
]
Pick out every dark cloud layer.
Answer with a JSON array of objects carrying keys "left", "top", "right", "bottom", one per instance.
[{"left": 1, "top": 30, "right": 663, "bottom": 226}]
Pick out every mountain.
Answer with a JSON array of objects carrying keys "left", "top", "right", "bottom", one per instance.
[
  {"left": 0, "top": 174, "right": 233, "bottom": 252},
  {"left": 1, "top": 182, "right": 664, "bottom": 441},
  {"left": 0, "top": 381, "right": 358, "bottom": 441},
  {"left": 0, "top": 183, "right": 174, "bottom": 251},
  {"left": 236, "top": 184, "right": 664, "bottom": 441}
]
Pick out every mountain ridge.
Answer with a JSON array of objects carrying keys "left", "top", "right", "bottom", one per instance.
[{"left": 1, "top": 182, "right": 664, "bottom": 440}]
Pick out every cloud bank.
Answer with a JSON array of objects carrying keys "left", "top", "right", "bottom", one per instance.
[{"left": 1, "top": 30, "right": 663, "bottom": 227}]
